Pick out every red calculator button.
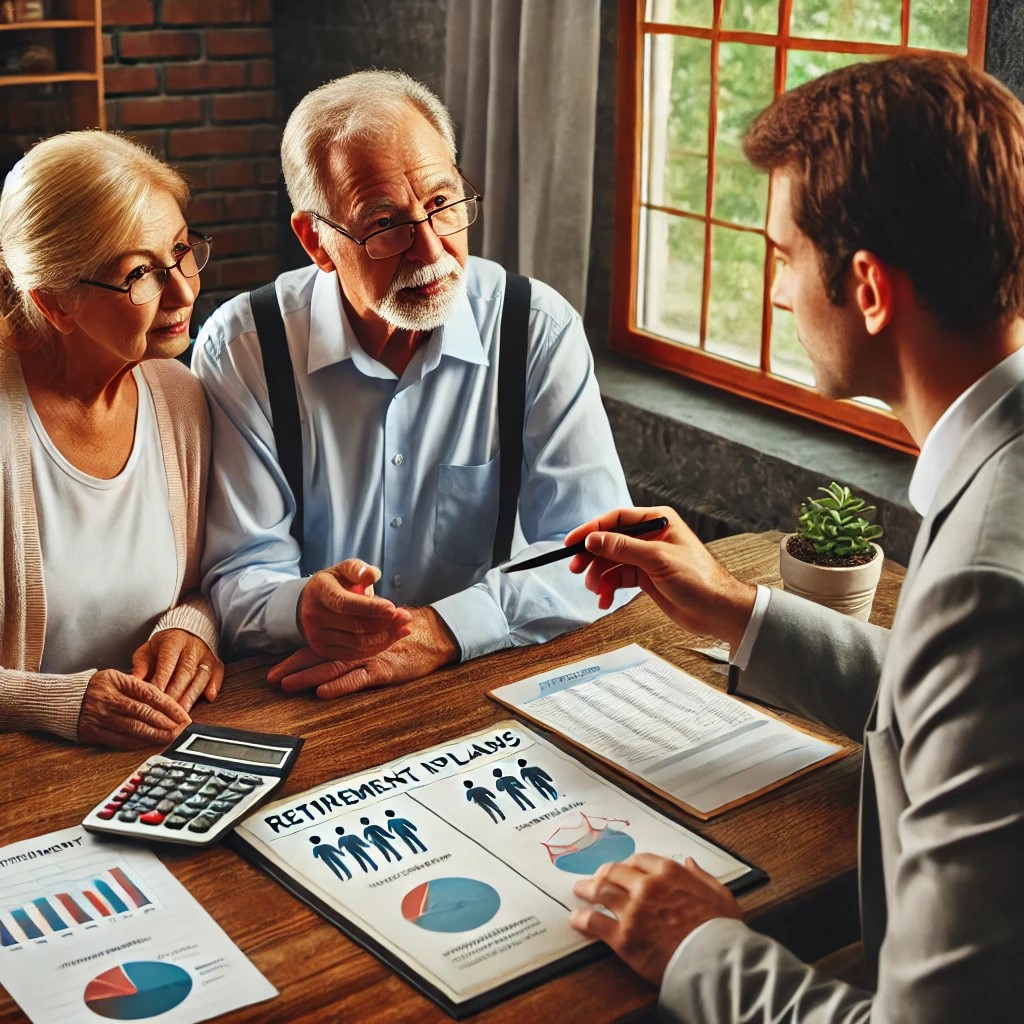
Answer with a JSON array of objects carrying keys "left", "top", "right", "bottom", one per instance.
[
  {"left": 129, "top": 774, "right": 143, "bottom": 786},
  {"left": 120, "top": 785, "right": 136, "bottom": 796},
  {"left": 104, "top": 801, "right": 122, "bottom": 810},
  {"left": 139, "top": 811, "right": 166, "bottom": 826},
  {"left": 96, "top": 808, "right": 117, "bottom": 820}
]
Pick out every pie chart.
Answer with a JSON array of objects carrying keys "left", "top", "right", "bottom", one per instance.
[
  {"left": 84, "top": 961, "right": 192, "bottom": 1020},
  {"left": 401, "top": 877, "right": 500, "bottom": 933}
]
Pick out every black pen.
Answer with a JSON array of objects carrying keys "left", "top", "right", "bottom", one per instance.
[{"left": 500, "top": 516, "right": 669, "bottom": 574}]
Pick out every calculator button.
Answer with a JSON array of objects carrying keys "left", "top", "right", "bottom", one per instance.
[
  {"left": 166, "top": 769, "right": 187, "bottom": 781},
  {"left": 218, "top": 790, "right": 244, "bottom": 803},
  {"left": 134, "top": 797, "right": 159, "bottom": 810},
  {"left": 239, "top": 775, "right": 264, "bottom": 786},
  {"left": 117, "top": 809, "right": 139, "bottom": 822},
  {"left": 187, "top": 815, "right": 217, "bottom": 833},
  {"left": 146, "top": 766, "right": 168, "bottom": 779},
  {"left": 96, "top": 808, "right": 117, "bottom": 820},
  {"left": 156, "top": 799, "right": 177, "bottom": 814},
  {"left": 104, "top": 801, "right": 122, "bottom": 811},
  {"left": 198, "top": 785, "right": 222, "bottom": 798},
  {"left": 129, "top": 774, "right": 143, "bottom": 786},
  {"left": 148, "top": 786, "right": 169, "bottom": 798},
  {"left": 139, "top": 811, "right": 166, "bottom": 825},
  {"left": 164, "top": 815, "right": 189, "bottom": 830},
  {"left": 184, "top": 796, "right": 209, "bottom": 810},
  {"left": 185, "top": 772, "right": 209, "bottom": 784},
  {"left": 209, "top": 800, "right": 235, "bottom": 814},
  {"left": 215, "top": 770, "right": 237, "bottom": 782}
]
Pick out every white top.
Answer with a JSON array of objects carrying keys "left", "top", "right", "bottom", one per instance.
[{"left": 26, "top": 366, "right": 178, "bottom": 674}]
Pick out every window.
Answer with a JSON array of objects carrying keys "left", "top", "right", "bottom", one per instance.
[{"left": 612, "top": 0, "right": 989, "bottom": 453}]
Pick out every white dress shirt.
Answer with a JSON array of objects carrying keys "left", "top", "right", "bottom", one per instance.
[{"left": 193, "top": 256, "right": 633, "bottom": 658}]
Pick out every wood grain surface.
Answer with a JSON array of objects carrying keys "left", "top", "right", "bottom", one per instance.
[{"left": 0, "top": 532, "right": 904, "bottom": 1023}]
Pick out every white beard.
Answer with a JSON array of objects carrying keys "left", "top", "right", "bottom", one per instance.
[{"left": 374, "top": 253, "right": 466, "bottom": 331}]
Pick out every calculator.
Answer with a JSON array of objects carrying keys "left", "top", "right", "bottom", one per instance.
[{"left": 82, "top": 724, "right": 303, "bottom": 847}]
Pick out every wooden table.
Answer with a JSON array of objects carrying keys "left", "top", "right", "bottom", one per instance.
[{"left": 0, "top": 532, "right": 904, "bottom": 1023}]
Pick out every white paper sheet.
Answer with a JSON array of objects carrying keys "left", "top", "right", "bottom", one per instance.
[
  {"left": 0, "top": 827, "right": 275, "bottom": 1023},
  {"left": 490, "top": 644, "right": 842, "bottom": 816}
]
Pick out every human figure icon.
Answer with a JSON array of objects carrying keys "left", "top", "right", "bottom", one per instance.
[
  {"left": 309, "top": 834, "right": 351, "bottom": 881},
  {"left": 464, "top": 779, "right": 505, "bottom": 822},
  {"left": 518, "top": 758, "right": 557, "bottom": 800},
  {"left": 385, "top": 808, "right": 427, "bottom": 853},
  {"left": 360, "top": 815, "right": 402, "bottom": 863},
  {"left": 335, "top": 826, "right": 378, "bottom": 873},
  {"left": 493, "top": 767, "right": 534, "bottom": 810}
]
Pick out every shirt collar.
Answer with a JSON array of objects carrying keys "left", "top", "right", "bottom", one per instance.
[
  {"left": 909, "top": 346, "right": 1024, "bottom": 515},
  {"left": 305, "top": 268, "right": 488, "bottom": 378}
]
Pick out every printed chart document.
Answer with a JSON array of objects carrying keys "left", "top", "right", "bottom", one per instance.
[
  {"left": 490, "top": 644, "right": 846, "bottom": 819},
  {"left": 232, "top": 721, "right": 763, "bottom": 1018},
  {"left": 0, "top": 826, "right": 275, "bottom": 1024}
]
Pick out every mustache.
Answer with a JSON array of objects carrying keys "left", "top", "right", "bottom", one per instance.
[{"left": 393, "top": 254, "right": 463, "bottom": 290}]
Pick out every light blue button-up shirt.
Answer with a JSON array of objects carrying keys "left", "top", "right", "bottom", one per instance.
[{"left": 193, "top": 256, "right": 633, "bottom": 659}]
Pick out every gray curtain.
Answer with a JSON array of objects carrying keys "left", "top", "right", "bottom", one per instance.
[{"left": 445, "top": 0, "right": 602, "bottom": 314}]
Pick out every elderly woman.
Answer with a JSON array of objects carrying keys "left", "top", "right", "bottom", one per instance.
[{"left": 0, "top": 131, "right": 222, "bottom": 749}]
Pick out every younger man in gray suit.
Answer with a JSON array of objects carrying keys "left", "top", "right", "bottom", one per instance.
[{"left": 565, "top": 56, "right": 1024, "bottom": 1021}]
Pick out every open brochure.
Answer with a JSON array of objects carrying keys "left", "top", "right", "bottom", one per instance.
[
  {"left": 490, "top": 645, "right": 846, "bottom": 820},
  {"left": 0, "top": 827, "right": 275, "bottom": 1024},
  {"left": 231, "top": 721, "right": 764, "bottom": 1018}
]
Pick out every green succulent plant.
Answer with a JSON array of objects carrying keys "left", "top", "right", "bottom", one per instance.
[{"left": 796, "top": 482, "right": 883, "bottom": 558}]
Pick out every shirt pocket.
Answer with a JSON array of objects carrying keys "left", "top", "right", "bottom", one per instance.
[{"left": 435, "top": 456, "right": 500, "bottom": 566}]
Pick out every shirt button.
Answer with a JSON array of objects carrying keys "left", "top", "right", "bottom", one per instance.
[
  {"left": 391, "top": 517, "right": 403, "bottom": 528},
  {"left": 392, "top": 453, "right": 404, "bottom": 466},
  {"left": 392, "top": 574, "right": 403, "bottom": 588}
]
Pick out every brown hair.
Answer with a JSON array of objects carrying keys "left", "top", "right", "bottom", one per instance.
[
  {"left": 743, "top": 55, "right": 1024, "bottom": 334},
  {"left": 0, "top": 130, "right": 189, "bottom": 349}
]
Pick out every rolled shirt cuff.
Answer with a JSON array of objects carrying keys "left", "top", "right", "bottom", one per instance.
[{"left": 431, "top": 586, "right": 510, "bottom": 662}]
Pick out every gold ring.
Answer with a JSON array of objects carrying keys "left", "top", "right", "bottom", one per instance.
[{"left": 196, "top": 663, "right": 212, "bottom": 673}]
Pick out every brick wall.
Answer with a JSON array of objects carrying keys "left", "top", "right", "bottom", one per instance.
[{"left": 103, "top": 0, "right": 281, "bottom": 324}]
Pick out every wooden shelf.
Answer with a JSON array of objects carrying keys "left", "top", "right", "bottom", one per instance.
[
  {"left": 0, "top": 19, "right": 95, "bottom": 31},
  {"left": 0, "top": 70, "right": 98, "bottom": 85}
]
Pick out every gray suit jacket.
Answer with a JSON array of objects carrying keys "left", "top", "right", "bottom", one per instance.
[{"left": 661, "top": 380, "right": 1024, "bottom": 1023}]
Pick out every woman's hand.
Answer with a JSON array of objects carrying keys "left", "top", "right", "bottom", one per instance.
[
  {"left": 131, "top": 629, "right": 224, "bottom": 711},
  {"left": 78, "top": 669, "right": 191, "bottom": 750}
]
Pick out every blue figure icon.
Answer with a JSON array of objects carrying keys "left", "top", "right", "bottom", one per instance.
[
  {"left": 309, "top": 834, "right": 351, "bottom": 881},
  {"left": 360, "top": 816, "right": 402, "bottom": 862},
  {"left": 335, "top": 826, "right": 378, "bottom": 873},
  {"left": 464, "top": 779, "right": 505, "bottom": 822},
  {"left": 518, "top": 758, "right": 557, "bottom": 800},
  {"left": 385, "top": 808, "right": 427, "bottom": 853},
  {"left": 493, "top": 767, "right": 534, "bottom": 810}
]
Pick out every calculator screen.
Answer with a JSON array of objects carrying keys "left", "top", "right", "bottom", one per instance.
[{"left": 183, "top": 735, "right": 289, "bottom": 766}]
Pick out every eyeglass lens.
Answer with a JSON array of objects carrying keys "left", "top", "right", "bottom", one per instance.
[
  {"left": 130, "top": 238, "right": 211, "bottom": 304},
  {"left": 364, "top": 198, "right": 479, "bottom": 260}
]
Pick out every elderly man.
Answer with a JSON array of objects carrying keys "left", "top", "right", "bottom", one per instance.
[
  {"left": 567, "top": 56, "right": 1024, "bottom": 1021},
  {"left": 193, "top": 70, "right": 632, "bottom": 697}
]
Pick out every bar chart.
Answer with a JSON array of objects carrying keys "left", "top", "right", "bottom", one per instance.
[{"left": 1, "top": 867, "right": 153, "bottom": 947}]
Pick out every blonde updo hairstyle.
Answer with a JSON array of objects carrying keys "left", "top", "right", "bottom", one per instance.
[{"left": 0, "top": 130, "right": 189, "bottom": 351}]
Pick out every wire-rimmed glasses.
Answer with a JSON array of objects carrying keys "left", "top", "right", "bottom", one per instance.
[
  {"left": 307, "top": 169, "right": 482, "bottom": 260},
  {"left": 79, "top": 232, "right": 213, "bottom": 305}
]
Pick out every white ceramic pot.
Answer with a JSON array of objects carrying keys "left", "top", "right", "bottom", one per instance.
[{"left": 778, "top": 536, "right": 884, "bottom": 620}]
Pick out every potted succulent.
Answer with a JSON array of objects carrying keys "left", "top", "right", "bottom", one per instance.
[{"left": 779, "top": 481, "right": 884, "bottom": 620}]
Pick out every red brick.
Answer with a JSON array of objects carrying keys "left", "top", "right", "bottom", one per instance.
[
  {"left": 118, "top": 97, "right": 204, "bottom": 127},
  {"left": 205, "top": 28, "right": 273, "bottom": 58},
  {"left": 212, "top": 91, "right": 276, "bottom": 122},
  {"left": 102, "top": 0, "right": 155, "bottom": 26},
  {"left": 248, "top": 58, "right": 274, "bottom": 87},
  {"left": 206, "top": 254, "right": 279, "bottom": 289},
  {"left": 104, "top": 99, "right": 117, "bottom": 126},
  {"left": 258, "top": 159, "right": 280, "bottom": 185},
  {"left": 210, "top": 160, "right": 257, "bottom": 187},
  {"left": 120, "top": 32, "right": 201, "bottom": 61},
  {"left": 168, "top": 124, "right": 280, "bottom": 159},
  {"left": 223, "top": 190, "right": 276, "bottom": 221},
  {"left": 103, "top": 33, "right": 114, "bottom": 60},
  {"left": 103, "top": 64, "right": 160, "bottom": 95},
  {"left": 181, "top": 162, "right": 214, "bottom": 191},
  {"left": 186, "top": 193, "right": 225, "bottom": 226},
  {"left": 165, "top": 62, "right": 247, "bottom": 92},
  {"left": 162, "top": 0, "right": 272, "bottom": 25},
  {"left": 123, "top": 129, "right": 168, "bottom": 158}
]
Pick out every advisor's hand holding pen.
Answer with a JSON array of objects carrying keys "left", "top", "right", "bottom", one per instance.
[{"left": 565, "top": 506, "right": 756, "bottom": 648}]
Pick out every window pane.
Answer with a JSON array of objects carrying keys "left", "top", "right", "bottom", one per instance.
[
  {"left": 786, "top": 49, "right": 878, "bottom": 89},
  {"left": 908, "top": 0, "right": 970, "bottom": 52},
  {"left": 705, "top": 226, "right": 764, "bottom": 365},
  {"left": 645, "top": 0, "right": 713, "bottom": 28},
  {"left": 721, "top": 0, "right": 780, "bottom": 34},
  {"left": 644, "top": 33, "right": 711, "bottom": 214},
  {"left": 769, "top": 305, "right": 816, "bottom": 386},
  {"left": 713, "top": 42, "right": 773, "bottom": 227},
  {"left": 637, "top": 209, "right": 705, "bottom": 346},
  {"left": 789, "top": 0, "right": 902, "bottom": 45}
]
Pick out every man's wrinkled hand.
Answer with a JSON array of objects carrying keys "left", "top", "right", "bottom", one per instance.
[
  {"left": 299, "top": 559, "right": 412, "bottom": 660},
  {"left": 78, "top": 669, "right": 191, "bottom": 750},
  {"left": 268, "top": 607, "right": 457, "bottom": 699},
  {"left": 570, "top": 854, "right": 743, "bottom": 986},
  {"left": 131, "top": 629, "right": 224, "bottom": 710}
]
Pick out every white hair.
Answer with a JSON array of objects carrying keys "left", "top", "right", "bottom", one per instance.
[{"left": 281, "top": 69, "right": 458, "bottom": 215}]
